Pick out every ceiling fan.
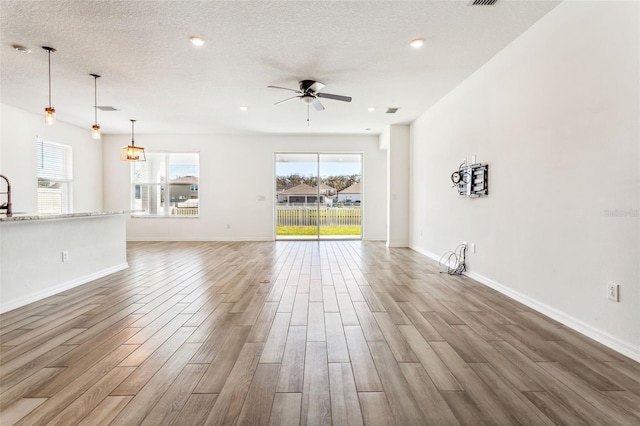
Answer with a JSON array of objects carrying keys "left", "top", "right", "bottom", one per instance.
[{"left": 268, "top": 80, "right": 352, "bottom": 125}]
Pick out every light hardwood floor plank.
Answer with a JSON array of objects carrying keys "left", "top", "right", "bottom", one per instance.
[
  {"left": 47, "top": 366, "right": 136, "bottom": 426},
  {"left": 325, "top": 313, "right": 350, "bottom": 363},
  {"left": 343, "top": 326, "right": 383, "bottom": 392},
  {"left": 260, "top": 312, "right": 291, "bottom": 364},
  {"left": 277, "top": 325, "right": 307, "bottom": 393},
  {"left": 301, "top": 341, "right": 331, "bottom": 426},
  {"left": 192, "top": 326, "right": 251, "bottom": 394},
  {"left": 203, "top": 342, "right": 264, "bottom": 425},
  {"left": 358, "top": 392, "right": 394, "bottom": 426},
  {"left": 269, "top": 393, "right": 302, "bottom": 426},
  {"left": 367, "top": 341, "right": 425, "bottom": 426},
  {"left": 237, "top": 363, "right": 280, "bottom": 425},
  {"left": 170, "top": 393, "right": 218, "bottom": 426},
  {"left": 399, "top": 363, "right": 460, "bottom": 425},
  {"left": 328, "top": 363, "right": 364, "bottom": 426},
  {"left": 0, "top": 397, "right": 48, "bottom": 426},
  {"left": 139, "top": 363, "right": 207, "bottom": 425},
  {"left": 109, "top": 343, "right": 202, "bottom": 426},
  {"left": 76, "top": 395, "right": 132, "bottom": 426},
  {"left": 307, "top": 302, "right": 326, "bottom": 342},
  {"left": 352, "top": 301, "right": 384, "bottom": 342}
]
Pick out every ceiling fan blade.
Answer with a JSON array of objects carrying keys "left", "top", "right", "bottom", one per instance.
[
  {"left": 274, "top": 96, "right": 301, "bottom": 106},
  {"left": 268, "top": 85, "right": 302, "bottom": 94},
  {"left": 316, "top": 92, "right": 352, "bottom": 102},
  {"left": 312, "top": 98, "right": 325, "bottom": 111}
]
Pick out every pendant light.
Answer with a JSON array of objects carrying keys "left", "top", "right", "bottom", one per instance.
[
  {"left": 120, "top": 119, "right": 146, "bottom": 161},
  {"left": 42, "top": 46, "right": 56, "bottom": 125},
  {"left": 90, "top": 74, "right": 101, "bottom": 140}
]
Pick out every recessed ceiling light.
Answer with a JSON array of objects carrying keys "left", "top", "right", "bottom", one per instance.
[
  {"left": 365, "top": 128, "right": 372, "bottom": 131},
  {"left": 410, "top": 38, "right": 424, "bottom": 48},
  {"left": 13, "top": 44, "right": 31, "bottom": 53},
  {"left": 190, "top": 36, "right": 204, "bottom": 46},
  {"left": 367, "top": 107, "right": 376, "bottom": 112},
  {"left": 239, "top": 106, "right": 248, "bottom": 111}
]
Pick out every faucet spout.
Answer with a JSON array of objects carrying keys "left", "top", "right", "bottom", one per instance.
[{"left": 0, "top": 174, "right": 13, "bottom": 217}]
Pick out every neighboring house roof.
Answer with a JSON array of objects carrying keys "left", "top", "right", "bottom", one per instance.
[
  {"left": 170, "top": 176, "right": 198, "bottom": 184},
  {"left": 280, "top": 183, "right": 337, "bottom": 196},
  {"left": 339, "top": 182, "right": 361, "bottom": 194}
]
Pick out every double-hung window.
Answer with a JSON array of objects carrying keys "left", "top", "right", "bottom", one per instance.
[
  {"left": 36, "top": 138, "right": 73, "bottom": 214},
  {"left": 131, "top": 152, "right": 199, "bottom": 217}
]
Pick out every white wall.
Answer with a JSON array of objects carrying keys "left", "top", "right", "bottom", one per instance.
[
  {"left": 410, "top": 1, "right": 639, "bottom": 359},
  {"left": 103, "top": 133, "right": 387, "bottom": 241},
  {"left": 387, "top": 125, "right": 410, "bottom": 247},
  {"left": 0, "top": 104, "right": 104, "bottom": 213}
]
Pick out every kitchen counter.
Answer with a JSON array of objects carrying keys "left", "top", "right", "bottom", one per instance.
[
  {"left": 0, "top": 212, "right": 128, "bottom": 313},
  {"left": 0, "top": 210, "right": 128, "bottom": 222}
]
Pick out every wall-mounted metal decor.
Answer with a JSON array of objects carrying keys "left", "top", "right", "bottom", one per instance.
[{"left": 451, "top": 162, "right": 488, "bottom": 198}]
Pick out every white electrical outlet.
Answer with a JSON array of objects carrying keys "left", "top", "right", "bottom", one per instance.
[
  {"left": 471, "top": 243, "right": 476, "bottom": 253},
  {"left": 62, "top": 251, "right": 69, "bottom": 262},
  {"left": 607, "top": 283, "right": 619, "bottom": 302}
]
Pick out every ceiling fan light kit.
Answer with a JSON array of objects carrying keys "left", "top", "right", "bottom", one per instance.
[{"left": 268, "top": 79, "right": 352, "bottom": 125}]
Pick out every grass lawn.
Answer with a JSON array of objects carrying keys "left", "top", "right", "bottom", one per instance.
[{"left": 277, "top": 226, "right": 361, "bottom": 236}]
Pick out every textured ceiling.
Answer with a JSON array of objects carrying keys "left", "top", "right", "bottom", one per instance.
[{"left": 0, "top": 0, "right": 560, "bottom": 135}]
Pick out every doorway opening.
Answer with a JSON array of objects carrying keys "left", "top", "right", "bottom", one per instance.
[{"left": 275, "top": 153, "right": 362, "bottom": 240}]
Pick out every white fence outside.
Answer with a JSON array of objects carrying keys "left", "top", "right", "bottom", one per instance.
[{"left": 277, "top": 206, "right": 361, "bottom": 226}]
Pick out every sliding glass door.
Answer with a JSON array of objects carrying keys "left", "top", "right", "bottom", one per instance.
[{"left": 275, "top": 153, "right": 362, "bottom": 240}]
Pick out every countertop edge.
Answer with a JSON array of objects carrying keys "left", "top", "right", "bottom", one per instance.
[{"left": 0, "top": 211, "right": 129, "bottom": 222}]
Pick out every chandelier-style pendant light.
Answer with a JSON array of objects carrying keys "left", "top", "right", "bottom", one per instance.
[
  {"left": 90, "top": 74, "right": 101, "bottom": 139},
  {"left": 42, "top": 46, "right": 56, "bottom": 125},
  {"left": 120, "top": 119, "right": 146, "bottom": 162}
]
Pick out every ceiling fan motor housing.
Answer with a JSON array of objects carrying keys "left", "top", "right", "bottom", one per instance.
[{"left": 300, "top": 80, "right": 325, "bottom": 93}]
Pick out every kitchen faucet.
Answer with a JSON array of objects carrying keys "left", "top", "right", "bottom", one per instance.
[{"left": 0, "top": 174, "right": 13, "bottom": 217}]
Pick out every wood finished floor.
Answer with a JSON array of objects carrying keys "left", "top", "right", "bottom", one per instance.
[{"left": 1, "top": 241, "right": 639, "bottom": 425}]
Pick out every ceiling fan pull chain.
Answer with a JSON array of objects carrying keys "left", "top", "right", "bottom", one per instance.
[{"left": 307, "top": 104, "right": 310, "bottom": 126}]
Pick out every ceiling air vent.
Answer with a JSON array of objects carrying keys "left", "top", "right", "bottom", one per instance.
[
  {"left": 97, "top": 106, "right": 119, "bottom": 111},
  {"left": 386, "top": 107, "right": 400, "bottom": 114},
  {"left": 469, "top": 0, "right": 498, "bottom": 5}
]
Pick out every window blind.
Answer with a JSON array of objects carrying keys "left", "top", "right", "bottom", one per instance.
[{"left": 37, "top": 138, "right": 73, "bottom": 214}]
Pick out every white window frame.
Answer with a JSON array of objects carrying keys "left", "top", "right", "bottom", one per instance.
[{"left": 36, "top": 138, "right": 73, "bottom": 215}]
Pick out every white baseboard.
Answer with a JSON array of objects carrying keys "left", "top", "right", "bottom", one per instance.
[
  {"left": 363, "top": 235, "right": 387, "bottom": 241},
  {"left": 410, "top": 245, "right": 640, "bottom": 362},
  {"left": 0, "top": 263, "right": 129, "bottom": 314},
  {"left": 387, "top": 242, "right": 410, "bottom": 248}
]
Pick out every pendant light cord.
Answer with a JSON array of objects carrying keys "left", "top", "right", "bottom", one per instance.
[
  {"left": 48, "top": 49, "right": 52, "bottom": 107},
  {"left": 94, "top": 77, "right": 97, "bottom": 124},
  {"left": 131, "top": 119, "right": 136, "bottom": 146}
]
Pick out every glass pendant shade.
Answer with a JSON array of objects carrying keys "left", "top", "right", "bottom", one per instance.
[
  {"left": 120, "top": 145, "right": 146, "bottom": 162},
  {"left": 120, "top": 119, "right": 146, "bottom": 162},
  {"left": 92, "top": 124, "right": 101, "bottom": 140},
  {"left": 45, "top": 107, "right": 56, "bottom": 125}
]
